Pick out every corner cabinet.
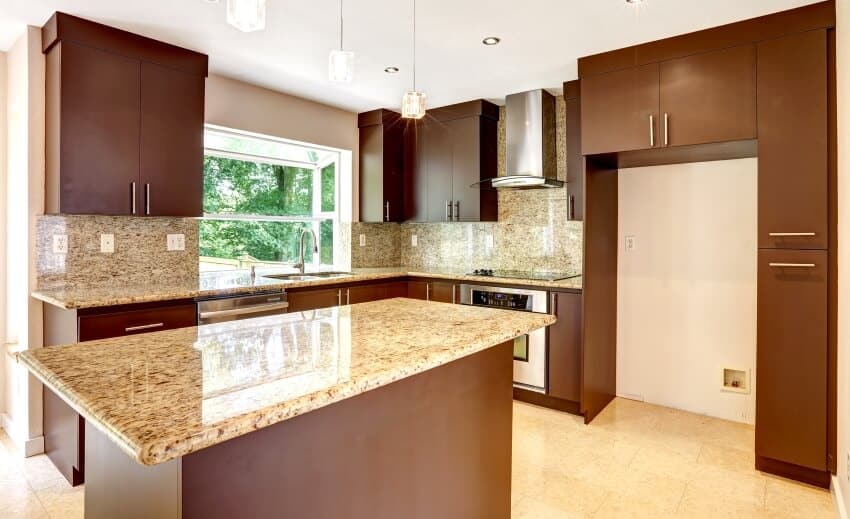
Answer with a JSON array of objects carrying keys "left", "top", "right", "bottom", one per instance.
[
  {"left": 358, "top": 109, "right": 406, "bottom": 222},
  {"left": 43, "top": 12, "right": 207, "bottom": 217},
  {"left": 406, "top": 100, "right": 499, "bottom": 222}
]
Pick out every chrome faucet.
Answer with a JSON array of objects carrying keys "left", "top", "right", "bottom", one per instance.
[{"left": 296, "top": 229, "right": 319, "bottom": 274}]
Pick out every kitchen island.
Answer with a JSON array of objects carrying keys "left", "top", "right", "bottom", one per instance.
[{"left": 19, "top": 298, "right": 554, "bottom": 519}]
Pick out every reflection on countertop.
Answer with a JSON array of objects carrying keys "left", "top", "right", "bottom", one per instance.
[
  {"left": 31, "top": 267, "right": 583, "bottom": 310},
  {"left": 19, "top": 298, "right": 555, "bottom": 465}
]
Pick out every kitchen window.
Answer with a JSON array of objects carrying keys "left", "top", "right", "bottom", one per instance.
[{"left": 200, "top": 127, "right": 340, "bottom": 271}]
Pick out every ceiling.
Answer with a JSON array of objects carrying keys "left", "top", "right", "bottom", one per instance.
[{"left": 0, "top": 0, "right": 824, "bottom": 112}]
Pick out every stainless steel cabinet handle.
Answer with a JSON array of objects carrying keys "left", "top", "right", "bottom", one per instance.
[
  {"left": 445, "top": 200, "right": 452, "bottom": 221},
  {"left": 198, "top": 302, "right": 290, "bottom": 319},
  {"left": 454, "top": 201, "right": 460, "bottom": 221},
  {"left": 768, "top": 232, "right": 817, "bottom": 237},
  {"left": 649, "top": 115, "right": 655, "bottom": 147},
  {"left": 664, "top": 113, "right": 669, "bottom": 146},
  {"left": 125, "top": 322, "right": 164, "bottom": 332},
  {"left": 426, "top": 283, "right": 431, "bottom": 301},
  {"left": 451, "top": 285, "right": 456, "bottom": 304},
  {"left": 337, "top": 289, "right": 343, "bottom": 306},
  {"left": 568, "top": 195, "right": 575, "bottom": 220},
  {"left": 385, "top": 201, "right": 390, "bottom": 222},
  {"left": 768, "top": 263, "right": 816, "bottom": 268},
  {"left": 549, "top": 292, "right": 557, "bottom": 315},
  {"left": 131, "top": 182, "right": 137, "bottom": 214},
  {"left": 346, "top": 288, "right": 350, "bottom": 305},
  {"left": 145, "top": 184, "right": 151, "bottom": 215}
]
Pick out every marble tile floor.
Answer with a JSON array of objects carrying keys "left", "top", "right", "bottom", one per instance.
[{"left": 0, "top": 398, "right": 837, "bottom": 518}]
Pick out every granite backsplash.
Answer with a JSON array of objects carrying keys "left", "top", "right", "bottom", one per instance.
[{"left": 36, "top": 215, "right": 199, "bottom": 288}]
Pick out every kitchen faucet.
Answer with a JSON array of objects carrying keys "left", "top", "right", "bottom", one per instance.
[{"left": 296, "top": 229, "right": 319, "bottom": 274}]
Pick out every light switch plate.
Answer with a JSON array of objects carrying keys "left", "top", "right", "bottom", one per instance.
[
  {"left": 53, "top": 234, "right": 68, "bottom": 254},
  {"left": 100, "top": 234, "right": 115, "bottom": 254},
  {"left": 359, "top": 234, "right": 366, "bottom": 247},
  {"left": 411, "top": 235, "right": 418, "bottom": 247},
  {"left": 167, "top": 234, "right": 185, "bottom": 251}
]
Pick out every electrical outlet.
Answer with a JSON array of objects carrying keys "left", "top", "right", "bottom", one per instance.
[
  {"left": 359, "top": 234, "right": 366, "bottom": 247},
  {"left": 411, "top": 234, "right": 418, "bottom": 247},
  {"left": 100, "top": 234, "right": 115, "bottom": 254},
  {"left": 53, "top": 234, "right": 68, "bottom": 254},
  {"left": 625, "top": 235, "right": 637, "bottom": 251},
  {"left": 167, "top": 234, "right": 185, "bottom": 251},
  {"left": 485, "top": 234, "right": 494, "bottom": 248}
]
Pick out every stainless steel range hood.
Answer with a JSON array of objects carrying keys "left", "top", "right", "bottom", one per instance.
[{"left": 477, "top": 89, "right": 564, "bottom": 189}]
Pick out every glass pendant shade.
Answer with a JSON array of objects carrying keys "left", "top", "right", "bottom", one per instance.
[
  {"left": 226, "top": 0, "right": 266, "bottom": 32},
  {"left": 401, "top": 91, "right": 426, "bottom": 119},
  {"left": 328, "top": 49, "right": 354, "bottom": 83}
]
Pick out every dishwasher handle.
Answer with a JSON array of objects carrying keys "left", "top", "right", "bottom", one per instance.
[{"left": 199, "top": 301, "right": 290, "bottom": 320}]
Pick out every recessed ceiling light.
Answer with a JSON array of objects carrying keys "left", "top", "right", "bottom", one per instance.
[
  {"left": 482, "top": 37, "right": 501, "bottom": 46},
  {"left": 385, "top": 67, "right": 400, "bottom": 74},
  {"left": 204, "top": 0, "right": 220, "bottom": 4},
  {"left": 626, "top": 0, "right": 643, "bottom": 3}
]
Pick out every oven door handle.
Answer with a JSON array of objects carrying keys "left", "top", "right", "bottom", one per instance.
[{"left": 199, "top": 301, "right": 290, "bottom": 320}]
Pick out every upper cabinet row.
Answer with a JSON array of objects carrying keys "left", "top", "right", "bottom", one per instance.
[
  {"left": 359, "top": 100, "right": 499, "bottom": 223},
  {"left": 581, "top": 45, "right": 757, "bottom": 155},
  {"left": 43, "top": 13, "right": 208, "bottom": 217}
]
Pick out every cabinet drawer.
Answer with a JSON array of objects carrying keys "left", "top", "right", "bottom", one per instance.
[
  {"left": 756, "top": 249, "right": 827, "bottom": 470},
  {"left": 78, "top": 302, "right": 197, "bottom": 342},
  {"left": 287, "top": 288, "right": 342, "bottom": 313}
]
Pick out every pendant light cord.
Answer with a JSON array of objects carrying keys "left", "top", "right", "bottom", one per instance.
[
  {"left": 412, "top": 0, "right": 416, "bottom": 90},
  {"left": 339, "top": 0, "right": 344, "bottom": 50}
]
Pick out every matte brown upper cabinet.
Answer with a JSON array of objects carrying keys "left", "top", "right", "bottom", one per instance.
[
  {"left": 581, "top": 45, "right": 756, "bottom": 155},
  {"left": 358, "top": 110, "right": 406, "bottom": 222},
  {"left": 757, "top": 30, "right": 828, "bottom": 250},
  {"left": 43, "top": 13, "right": 208, "bottom": 217}
]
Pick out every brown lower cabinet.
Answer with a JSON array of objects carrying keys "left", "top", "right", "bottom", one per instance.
[
  {"left": 756, "top": 249, "right": 828, "bottom": 481},
  {"left": 407, "top": 280, "right": 457, "bottom": 303},
  {"left": 43, "top": 300, "right": 197, "bottom": 486},
  {"left": 289, "top": 282, "right": 409, "bottom": 311},
  {"left": 547, "top": 291, "right": 583, "bottom": 403},
  {"left": 286, "top": 287, "right": 343, "bottom": 313}
]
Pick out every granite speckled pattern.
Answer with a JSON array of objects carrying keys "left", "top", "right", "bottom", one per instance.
[
  {"left": 31, "top": 267, "right": 582, "bottom": 310},
  {"left": 349, "top": 222, "right": 401, "bottom": 267},
  {"left": 19, "top": 298, "right": 555, "bottom": 466},
  {"left": 36, "top": 215, "right": 199, "bottom": 288}
]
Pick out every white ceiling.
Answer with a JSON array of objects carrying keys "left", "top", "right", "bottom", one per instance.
[{"left": 0, "top": 0, "right": 824, "bottom": 112}]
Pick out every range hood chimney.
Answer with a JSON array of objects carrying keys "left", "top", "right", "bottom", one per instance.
[{"left": 477, "top": 89, "right": 563, "bottom": 189}]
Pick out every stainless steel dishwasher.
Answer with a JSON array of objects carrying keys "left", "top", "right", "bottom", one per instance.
[{"left": 197, "top": 290, "right": 289, "bottom": 325}]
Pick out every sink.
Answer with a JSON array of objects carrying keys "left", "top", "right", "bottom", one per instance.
[{"left": 262, "top": 271, "right": 354, "bottom": 281}]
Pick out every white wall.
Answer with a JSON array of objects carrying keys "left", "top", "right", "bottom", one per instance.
[
  {"left": 0, "top": 50, "right": 6, "bottom": 420},
  {"left": 836, "top": 0, "right": 850, "bottom": 514},
  {"left": 2, "top": 26, "right": 44, "bottom": 455},
  {"left": 617, "top": 159, "right": 757, "bottom": 424}
]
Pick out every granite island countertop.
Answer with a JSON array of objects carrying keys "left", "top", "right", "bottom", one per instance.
[
  {"left": 31, "top": 267, "right": 583, "bottom": 310},
  {"left": 19, "top": 298, "right": 555, "bottom": 466}
]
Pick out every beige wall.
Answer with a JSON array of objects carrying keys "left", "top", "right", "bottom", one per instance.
[
  {"left": 836, "top": 0, "right": 849, "bottom": 513},
  {"left": 617, "top": 159, "right": 758, "bottom": 424},
  {"left": 0, "top": 50, "right": 6, "bottom": 420},
  {"left": 204, "top": 74, "right": 358, "bottom": 222},
  {"left": 2, "top": 26, "right": 45, "bottom": 455}
]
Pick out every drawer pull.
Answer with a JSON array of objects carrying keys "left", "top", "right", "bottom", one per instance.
[
  {"left": 125, "top": 322, "right": 165, "bottom": 332},
  {"left": 768, "top": 263, "right": 816, "bottom": 268},
  {"left": 768, "top": 232, "right": 816, "bottom": 237}
]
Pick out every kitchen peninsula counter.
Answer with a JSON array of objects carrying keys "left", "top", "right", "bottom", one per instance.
[{"left": 20, "top": 298, "right": 553, "bottom": 518}]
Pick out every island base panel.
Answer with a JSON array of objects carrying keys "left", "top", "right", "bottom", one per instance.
[{"left": 182, "top": 341, "right": 514, "bottom": 519}]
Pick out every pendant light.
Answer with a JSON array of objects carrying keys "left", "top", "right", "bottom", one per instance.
[
  {"left": 401, "top": 0, "right": 426, "bottom": 119},
  {"left": 329, "top": 0, "right": 354, "bottom": 82},
  {"left": 226, "top": 0, "right": 266, "bottom": 32}
]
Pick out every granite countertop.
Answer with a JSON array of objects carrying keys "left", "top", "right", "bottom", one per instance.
[
  {"left": 19, "top": 298, "right": 555, "bottom": 465},
  {"left": 31, "top": 267, "right": 583, "bottom": 310}
]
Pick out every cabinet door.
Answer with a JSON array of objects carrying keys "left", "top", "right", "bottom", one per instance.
[
  {"left": 58, "top": 41, "right": 140, "bottom": 215},
  {"left": 383, "top": 123, "right": 406, "bottom": 222},
  {"left": 756, "top": 249, "right": 827, "bottom": 471},
  {"left": 429, "top": 282, "right": 456, "bottom": 304},
  {"left": 407, "top": 281, "right": 429, "bottom": 300},
  {"left": 347, "top": 284, "right": 386, "bottom": 304},
  {"left": 581, "top": 63, "right": 659, "bottom": 155},
  {"left": 78, "top": 302, "right": 197, "bottom": 342},
  {"left": 659, "top": 45, "right": 756, "bottom": 147},
  {"left": 564, "top": 81, "right": 583, "bottom": 221},
  {"left": 547, "top": 292, "right": 582, "bottom": 402},
  {"left": 385, "top": 282, "right": 409, "bottom": 299},
  {"left": 423, "top": 122, "right": 455, "bottom": 222},
  {"left": 287, "top": 288, "right": 342, "bottom": 312},
  {"left": 140, "top": 62, "right": 205, "bottom": 217},
  {"left": 450, "top": 117, "right": 481, "bottom": 222},
  {"left": 358, "top": 124, "right": 386, "bottom": 223},
  {"left": 757, "top": 30, "right": 828, "bottom": 250}
]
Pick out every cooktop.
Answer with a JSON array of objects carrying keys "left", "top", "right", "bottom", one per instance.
[{"left": 466, "top": 269, "right": 581, "bottom": 282}]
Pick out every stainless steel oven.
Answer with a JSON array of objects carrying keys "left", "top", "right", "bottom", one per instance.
[
  {"left": 458, "top": 284, "right": 549, "bottom": 393},
  {"left": 197, "top": 290, "right": 289, "bottom": 325}
]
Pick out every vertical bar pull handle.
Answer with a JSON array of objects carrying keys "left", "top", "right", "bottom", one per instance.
[
  {"left": 385, "top": 201, "right": 390, "bottom": 222},
  {"left": 663, "top": 113, "right": 669, "bottom": 146},
  {"left": 454, "top": 201, "right": 460, "bottom": 221},
  {"left": 445, "top": 201, "right": 451, "bottom": 221},
  {"left": 568, "top": 195, "right": 575, "bottom": 220},
  {"left": 131, "top": 182, "right": 137, "bottom": 214},
  {"left": 649, "top": 115, "right": 655, "bottom": 147},
  {"left": 337, "top": 289, "right": 343, "bottom": 306},
  {"left": 346, "top": 289, "right": 350, "bottom": 305},
  {"left": 426, "top": 283, "right": 431, "bottom": 301},
  {"left": 145, "top": 184, "right": 151, "bottom": 215}
]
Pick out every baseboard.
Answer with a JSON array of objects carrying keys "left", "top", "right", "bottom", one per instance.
[
  {"left": 512, "top": 388, "right": 582, "bottom": 416},
  {"left": 756, "top": 455, "right": 831, "bottom": 489},
  {"left": 24, "top": 435, "right": 44, "bottom": 457},
  {"left": 834, "top": 476, "right": 849, "bottom": 519},
  {"left": 2, "top": 413, "right": 45, "bottom": 457}
]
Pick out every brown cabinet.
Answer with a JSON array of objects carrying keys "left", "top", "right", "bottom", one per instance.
[
  {"left": 564, "top": 80, "right": 583, "bottom": 221},
  {"left": 78, "top": 301, "right": 197, "bottom": 341},
  {"left": 756, "top": 249, "right": 828, "bottom": 471},
  {"left": 346, "top": 282, "right": 408, "bottom": 304},
  {"left": 659, "top": 45, "right": 757, "bottom": 147},
  {"left": 407, "top": 101, "right": 498, "bottom": 222},
  {"left": 581, "top": 45, "right": 756, "bottom": 155},
  {"left": 757, "top": 30, "right": 828, "bottom": 250},
  {"left": 358, "top": 110, "right": 406, "bottom": 222},
  {"left": 287, "top": 288, "right": 343, "bottom": 313},
  {"left": 547, "top": 291, "right": 582, "bottom": 402},
  {"left": 43, "top": 13, "right": 207, "bottom": 217},
  {"left": 406, "top": 280, "right": 457, "bottom": 303}
]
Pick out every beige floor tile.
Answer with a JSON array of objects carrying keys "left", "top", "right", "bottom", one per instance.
[
  {"left": 21, "top": 454, "right": 70, "bottom": 491},
  {"left": 685, "top": 464, "right": 767, "bottom": 508},
  {"left": 535, "top": 470, "right": 609, "bottom": 517},
  {"left": 763, "top": 475, "right": 835, "bottom": 519},
  {"left": 34, "top": 481, "right": 85, "bottom": 519},
  {"left": 696, "top": 443, "right": 755, "bottom": 473},
  {"left": 0, "top": 492, "right": 50, "bottom": 519},
  {"left": 512, "top": 494, "right": 585, "bottom": 519},
  {"left": 675, "top": 485, "right": 770, "bottom": 518},
  {"left": 629, "top": 444, "right": 701, "bottom": 481},
  {"left": 573, "top": 457, "right": 687, "bottom": 512},
  {"left": 593, "top": 491, "right": 678, "bottom": 519}
]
